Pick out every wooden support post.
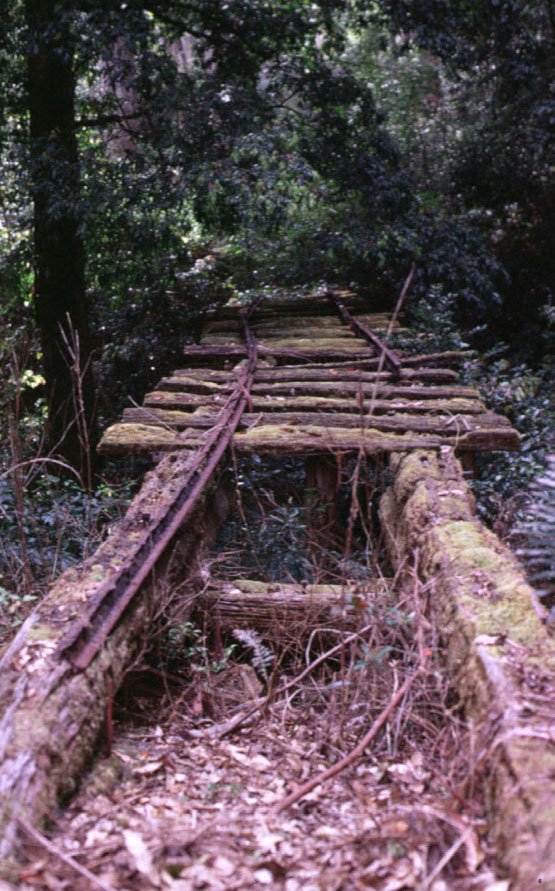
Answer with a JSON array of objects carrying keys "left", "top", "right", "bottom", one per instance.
[
  {"left": 305, "top": 455, "right": 340, "bottom": 548},
  {"left": 458, "top": 450, "right": 476, "bottom": 477}
]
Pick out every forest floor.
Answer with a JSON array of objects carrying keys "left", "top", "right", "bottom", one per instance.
[{"left": 15, "top": 580, "right": 510, "bottom": 891}]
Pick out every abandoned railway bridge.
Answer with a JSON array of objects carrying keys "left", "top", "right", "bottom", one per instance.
[{"left": 0, "top": 289, "right": 554, "bottom": 889}]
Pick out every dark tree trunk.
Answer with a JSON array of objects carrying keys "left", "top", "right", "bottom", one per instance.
[{"left": 26, "top": 0, "right": 96, "bottom": 483}]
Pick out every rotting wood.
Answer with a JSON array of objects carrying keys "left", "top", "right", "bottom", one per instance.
[
  {"left": 195, "top": 579, "right": 383, "bottom": 636},
  {"left": 98, "top": 421, "right": 520, "bottom": 457},
  {"left": 379, "top": 448, "right": 555, "bottom": 890},
  {"left": 305, "top": 455, "right": 340, "bottom": 545},
  {"left": 247, "top": 382, "right": 480, "bottom": 399},
  {"left": 161, "top": 367, "right": 460, "bottom": 387},
  {"left": 181, "top": 344, "right": 467, "bottom": 369},
  {"left": 143, "top": 389, "right": 488, "bottom": 416},
  {"left": 121, "top": 407, "right": 512, "bottom": 437}
]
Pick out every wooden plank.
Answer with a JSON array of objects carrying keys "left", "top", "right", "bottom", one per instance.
[
  {"left": 251, "top": 382, "right": 481, "bottom": 400},
  {"left": 233, "top": 424, "right": 520, "bottom": 455},
  {"left": 181, "top": 344, "right": 468, "bottom": 367},
  {"left": 144, "top": 389, "right": 487, "bottom": 414},
  {"left": 156, "top": 376, "right": 480, "bottom": 400},
  {"left": 122, "top": 407, "right": 512, "bottom": 437},
  {"left": 162, "top": 367, "right": 460, "bottom": 387},
  {"left": 99, "top": 421, "right": 519, "bottom": 456}
]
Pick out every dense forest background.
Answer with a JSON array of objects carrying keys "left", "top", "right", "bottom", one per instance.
[{"left": 0, "top": 0, "right": 553, "bottom": 618}]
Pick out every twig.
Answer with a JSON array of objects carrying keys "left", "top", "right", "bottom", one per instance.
[
  {"left": 272, "top": 657, "right": 426, "bottom": 815},
  {"left": 423, "top": 825, "right": 474, "bottom": 888},
  {"left": 191, "top": 621, "right": 377, "bottom": 740},
  {"left": 18, "top": 817, "right": 116, "bottom": 891}
]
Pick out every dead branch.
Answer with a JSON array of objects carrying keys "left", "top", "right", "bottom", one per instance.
[
  {"left": 272, "top": 657, "right": 426, "bottom": 815},
  {"left": 18, "top": 818, "right": 116, "bottom": 891}
]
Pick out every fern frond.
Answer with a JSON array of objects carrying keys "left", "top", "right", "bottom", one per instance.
[
  {"left": 517, "top": 454, "right": 555, "bottom": 620},
  {"left": 232, "top": 628, "right": 274, "bottom": 682}
]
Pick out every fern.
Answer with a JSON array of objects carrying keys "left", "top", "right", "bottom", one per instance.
[
  {"left": 518, "top": 454, "right": 555, "bottom": 621},
  {"left": 232, "top": 628, "right": 274, "bottom": 683}
]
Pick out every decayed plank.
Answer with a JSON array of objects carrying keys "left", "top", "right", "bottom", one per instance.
[
  {"left": 144, "top": 390, "right": 487, "bottom": 415},
  {"left": 182, "top": 343, "right": 380, "bottom": 364},
  {"left": 204, "top": 314, "right": 398, "bottom": 334},
  {"left": 379, "top": 449, "right": 555, "bottom": 889},
  {"left": 161, "top": 367, "right": 460, "bottom": 389},
  {"left": 149, "top": 374, "right": 486, "bottom": 401},
  {"left": 171, "top": 351, "right": 466, "bottom": 383},
  {"left": 98, "top": 421, "right": 519, "bottom": 457},
  {"left": 122, "top": 406, "right": 512, "bottom": 437},
  {"left": 249, "top": 382, "right": 479, "bottom": 399},
  {"left": 195, "top": 579, "right": 387, "bottom": 635},
  {"left": 232, "top": 424, "right": 519, "bottom": 454},
  {"left": 181, "top": 343, "right": 468, "bottom": 367}
]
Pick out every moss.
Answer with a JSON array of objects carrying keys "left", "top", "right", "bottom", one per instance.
[
  {"left": 393, "top": 450, "right": 444, "bottom": 503},
  {"left": 259, "top": 337, "right": 360, "bottom": 350},
  {"left": 27, "top": 623, "right": 59, "bottom": 641},
  {"left": 98, "top": 423, "right": 200, "bottom": 455}
]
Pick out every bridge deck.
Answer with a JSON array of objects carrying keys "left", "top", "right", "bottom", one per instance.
[{"left": 99, "top": 294, "right": 520, "bottom": 458}]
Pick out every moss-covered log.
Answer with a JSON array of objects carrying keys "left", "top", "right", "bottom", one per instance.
[
  {"left": 0, "top": 454, "right": 229, "bottom": 865},
  {"left": 99, "top": 421, "right": 519, "bottom": 457},
  {"left": 195, "top": 579, "right": 384, "bottom": 637},
  {"left": 180, "top": 345, "right": 467, "bottom": 369},
  {"left": 379, "top": 449, "right": 555, "bottom": 889},
  {"left": 121, "top": 406, "right": 511, "bottom": 437},
  {"left": 145, "top": 389, "right": 486, "bottom": 416},
  {"left": 159, "top": 367, "right": 460, "bottom": 390}
]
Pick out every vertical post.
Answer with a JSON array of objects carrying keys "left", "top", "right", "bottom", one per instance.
[{"left": 305, "top": 455, "right": 340, "bottom": 548}]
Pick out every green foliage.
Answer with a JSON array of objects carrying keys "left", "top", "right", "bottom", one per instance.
[
  {"left": 517, "top": 455, "right": 555, "bottom": 618},
  {"left": 232, "top": 628, "right": 274, "bottom": 684},
  {"left": 165, "top": 621, "right": 236, "bottom": 673},
  {"left": 469, "top": 355, "right": 553, "bottom": 526}
]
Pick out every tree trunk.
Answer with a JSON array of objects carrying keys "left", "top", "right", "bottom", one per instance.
[{"left": 26, "top": 0, "right": 96, "bottom": 482}]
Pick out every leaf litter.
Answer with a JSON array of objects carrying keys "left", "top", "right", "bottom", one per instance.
[{"left": 15, "top": 641, "right": 510, "bottom": 891}]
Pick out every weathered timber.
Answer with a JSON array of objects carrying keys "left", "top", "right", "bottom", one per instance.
[
  {"left": 144, "top": 390, "right": 487, "bottom": 415},
  {"left": 0, "top": 456, "right": 229, "bottom": 861},
  {"left": 231, "top": 424, "right": 519, "bottom": 455},
  {"left": 121, "top": 407, "right": 512, "bottom": 437},
  {"left": 305, "top": 455, "right": 340, "bottom": 545},
  {"left": 248, "top": 382, "right": 479, "bottom": 399},
  {"left": 160, "top": 367, "right": 460, "bottom": 389},
  {"left": 182, "top": 343, "right": 379, "bottom": 365},
  {"left": 204, "top": 314, "right": 398, "bottom": 334},
  {"left": 379, "top": 449, "right": 555, "bottom": 890},
  {"left": 181, "top": 343, "right": 468, "bottom": 368},
  {"left": 202, "top": 292, "right": 369, "bottom": 320},
  {"left": 201, "top": 331, "right": 357, "bottom": 346},
  {"left": 99, "top": 421, "right": 519, "bottom": 457},
  {"left": 195, "top": 579, "right": 383, "bottom": 636}
]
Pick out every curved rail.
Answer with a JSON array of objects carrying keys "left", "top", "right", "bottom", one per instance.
[{"left": 57, "top": 301, "right": 260, "bottom": 670}]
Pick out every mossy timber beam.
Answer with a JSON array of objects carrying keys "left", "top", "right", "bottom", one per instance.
[{"left": 379, "top": 449, "right": 555, "bottom": 890}]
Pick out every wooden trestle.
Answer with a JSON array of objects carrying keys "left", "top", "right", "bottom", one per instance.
[{"left": 99, "top": 290, "right": 520, "bottom": 459}]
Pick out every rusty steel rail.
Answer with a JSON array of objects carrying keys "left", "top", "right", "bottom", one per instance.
[
  {"left": 330, "top": 292, "right": 402, "bottom": 378},
  {"left": 56, "top": 302, "right": 260, "bottom": 670}
]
